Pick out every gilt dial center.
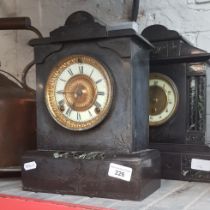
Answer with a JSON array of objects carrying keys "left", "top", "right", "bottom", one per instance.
[
  {"left": 64, "top": 74, "right": 97, "bottom": 112},
  {"left": 150, "top": 86, "right": 167, "bottom": 115},
  {"left": 74, "top": 85, "right": 85, "bottom": 97}
]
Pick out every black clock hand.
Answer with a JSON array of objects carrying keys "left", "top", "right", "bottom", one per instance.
[{"left": 56, "top": 91, "right": 75, "bottom": 94}]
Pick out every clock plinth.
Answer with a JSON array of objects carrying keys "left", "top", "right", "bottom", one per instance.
[
  {"left": 22, "top": 150, "right": 160, "bottom": 201},
  {"left": 22, "top": 11, "right": 160, "bottom": 200},
  {"left": 142, "top": 25, "right": 210, "bottom": 182}
]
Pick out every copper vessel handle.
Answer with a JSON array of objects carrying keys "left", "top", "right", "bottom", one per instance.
[
  {"left": 21, "top": 60, "right": 35, "bottom": 91},
  {"left": 0, "top": 17, "right": 43, "bottom": 91},
  {"left": 0, "top": 17, "right": 31, "bottom": 30},
  {"left": 0, "top": 68, "right": 23, "bottom": 88},
  {"left": 0, "top": 17, "right": 43, "bottom": 38}
]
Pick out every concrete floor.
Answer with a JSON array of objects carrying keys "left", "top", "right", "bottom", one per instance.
[{"left": 0, "top": 178, "right": 210, "bottom": 210}]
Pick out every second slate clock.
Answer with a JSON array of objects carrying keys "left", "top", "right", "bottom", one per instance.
[
  {"left": 45, "top": 55, "right": 113, "bottom": 131},
  {"left": 142, "top": 24, "right": 210, "bottom": 183}
]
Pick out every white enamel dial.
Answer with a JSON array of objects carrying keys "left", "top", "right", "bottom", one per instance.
[
  {"left": 149, "top": 73, "right": 179, "bottom": 126},
  {"left": 45, "top": 55, "right": 113, "bottom": 131}
]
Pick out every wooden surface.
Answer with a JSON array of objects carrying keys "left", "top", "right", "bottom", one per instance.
[{"left": 0, "top": 178, "right": 210, "bottom": 210}]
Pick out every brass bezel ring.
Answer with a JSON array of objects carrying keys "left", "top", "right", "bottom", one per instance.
[
  {"left": 149, "top": 72, "right": 179, "bottom": 127},
  {"left": 45, "top": 54, "right": 114, "bottom": 131}
]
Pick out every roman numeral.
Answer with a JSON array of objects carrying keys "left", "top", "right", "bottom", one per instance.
[
  {"left": 77, "top": 112, "right": 81, "bottom": 121},
  {"left": 88, "top": 110, "right": 92, "bottom": 117},
  {"left": 97, "top": 91, "right": 105, "bottom": 96},
  {"left": 58, "top": 99, "right": 64, "bottom": 106},
  {"left": 94, "top": 101, "right": 101, "bottom": 108},
  {"left": 56, "top": 90, "right": 64, "bottom": 94},
  {"left": 96, "top": 79, "right": 102, "bottom": 84},
  {"left": 90, "top": 69, "right": 94, "bottom": 78},
  {"left": 59, "top": 78, "right": 67, "bottom": 82},
  {"left": 65, "top": 107, "right": 72, "bottom": 116},
  {"left": 154, "top": 80, "right": 158, "bottom": 85},
  {"left": 68, "top": 69, "right": 73, "bottom": 76},
  {"left": 79, "top": 66, "right": 83, "bottom": 74}
]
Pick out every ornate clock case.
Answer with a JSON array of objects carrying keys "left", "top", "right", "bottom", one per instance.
[
  {"left": 142, "top": 25, "right": 210, "bottom": 182},
  {"left": 22, "top": 12, "right": 160, "bottom": 200}
]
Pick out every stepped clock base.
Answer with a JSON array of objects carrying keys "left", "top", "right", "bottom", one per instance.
[
  {"left": 22, "top": 149, "right": 160, "bottom": 201},
  {"left": 161, "top": 152, "right": 210, "bottom": 182},
  {"left": 150, "top": 143, "right": 210, "bottom": 182}
]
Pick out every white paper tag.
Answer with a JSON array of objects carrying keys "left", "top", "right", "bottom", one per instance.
[
  {"left": 191, "top": 159, "right": 210, "bottom": 172},
  {"left": 24, "top": 161, "right": 37, "bottom": 171},
  {"left": 108, "top": 163, "right": 132, "bottom": 182}
]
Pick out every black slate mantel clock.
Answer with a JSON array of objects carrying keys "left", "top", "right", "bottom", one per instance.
[
  {"left": 142, "top": 25, "right": 210, "bottom": 182},
  {"left": 22, "top": 11, "right": 160, "bottom": 200}
]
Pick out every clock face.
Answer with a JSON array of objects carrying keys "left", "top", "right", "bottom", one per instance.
[
  {"left": 45, "top": 55, "right": 113, "bottom": 131},
  {"left": 149, "top": 73, "right": 179, "bottom": 126}
]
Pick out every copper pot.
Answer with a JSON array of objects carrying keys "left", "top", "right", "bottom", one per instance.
[{"left": 0, "top": 73, "right": 36, "bottom": 169}]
